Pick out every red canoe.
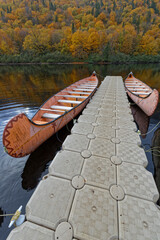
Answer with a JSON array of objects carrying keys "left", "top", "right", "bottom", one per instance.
[
  {"left": 3, "top": 73, "right": 98, "bottom": 158},
  {"left": 125, "top": 72, "right": 159, "bottom": 116}
]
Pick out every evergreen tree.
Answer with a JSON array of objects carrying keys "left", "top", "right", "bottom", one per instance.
[
  {"left": 100, "top": 0, "right": 103, "bottom": 7},
  {"left": 91, "top": 7, "right": 94, "bottom": 15},
  {"left": 95, "top": 0, "right": 100, "bottom": 17},
  {"left": 151, "top": 0, "right": 159, "bottom": 14},
  {"left": 103, "top": 43, "right": 110, "bottom": 61},
  {"left": 147, "top": 0, "right": 150, "bottom": 7},
  {"left": 146, "top": 10, "right": 151, "bottom": 24},
  {"left": 55, "top": 14, "right": 58, "bottom": 22},
  {"left": 137, "top": 16, "right": 140, "bottom": 34},
  {"left": 113, "top": 0, "right": 116, "bottom": 11},
  {"left": 42, "top": 0, "right": 46, "bottom": 7},
  {"left": 49, "top": 0, "right": 54, "bottom": 11},
  {"left": 72, "top": 22, "right": 75, "bottom": 33}
]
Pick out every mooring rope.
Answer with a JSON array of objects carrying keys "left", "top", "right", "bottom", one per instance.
[
  {"left": 137, "top": 120, "right": 160, "bottom": 136},
  {"left": 0, "top": 214, "right": 14, "bottom": 217}
]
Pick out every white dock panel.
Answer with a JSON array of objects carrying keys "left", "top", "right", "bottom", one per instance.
[
  {"left": 69, "top": 185, "right": 118, "bottom": 240},
  {"left": 119, "top": 196, "right": 160, "bottom": 240},
  {"left": 71, "top": 122, "right": 93, "bottom": 135},
  {"left": 117, "top": 162, "right": 159, "bottom": 202},
  {"left": 26, "top": 176, "right": 75, "bottom": 230},
  {"left": 82, "top": 155, "right": 116, "bottom": 189},
  {"left": 7, "top": 222, "right": 54, "bottom": 240},
  {"left": 117, "top": 141, "right": 148, "bottom": 167},
  {"left": 49, "top": 150, "right": 84, "bottom": 180}
]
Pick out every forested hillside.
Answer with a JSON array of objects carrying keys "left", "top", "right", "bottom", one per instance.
[{"left": 0, "top": 0, "right": 160, "bottom": 62}]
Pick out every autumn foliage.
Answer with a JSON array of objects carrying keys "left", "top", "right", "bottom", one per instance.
[{"left": 0, "top": 0, "right": 160, "bottom": 60}]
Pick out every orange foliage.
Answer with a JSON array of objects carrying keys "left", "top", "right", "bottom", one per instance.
[{"left": 0, "top": 0, "right": 159, "bottom": 57}]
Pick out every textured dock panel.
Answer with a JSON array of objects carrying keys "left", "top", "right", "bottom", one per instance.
[
  {"left": 71, "top": 122, "right": 93, "bottom": 135},
  {"left": 119, "top": 196, "right": 160, "bottom": 240},
  {"left": 93, "top": 125, "right": 116, "bottom": 139},
  {"left": 116, "top": 128, "right": 140, "bottom": 144},
  {"left": 89, "top": 137, "right": 115, "bottom": 158},
  {"left": 96, "top": 116, "right": 116, "bottom": 126},
  {"left": 7, "top": 222, "right": 54, "bottom": 240},
  {"left": 83, "top": 107, "right": 100, "bottom": 115},
  {"left": 26, "top": 176, "right": 75, "bottom": 230},
  {"left": 117, "top": 162, "right": 159, "bottom": 202},
  {"left": 116, "top": 118, "right": 137, "bottom": 130},
  {"left": 62, "top": 133, "right": 90, "bottom": 152},
  {"left": 117, "top": 141, "right": 148, "bottom": 167},
  {"left": 49, "top": 150, "right": 84, "bottom": 180},
  {"left": 69, "top": 185, "right": 118, "bottom": 240},
  {"left": 78, "top": 114, "right": 97, "bottom": 123},
  {"left": 82, "top": 155, "right": 116, "bottom": 189}
]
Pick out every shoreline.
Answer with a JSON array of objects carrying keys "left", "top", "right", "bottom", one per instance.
[{"left": 0, "top": 61, "right": 160, "bottom": 66}]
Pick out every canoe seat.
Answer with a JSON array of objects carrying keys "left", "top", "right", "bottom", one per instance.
[
  {"left": 132, "top": 92, "right": 151, "bottom": 95},
  {"left": 42, "top": 113, "right": 61, "bottom": 119},
  {"left": 73, "top": 88, "right": 92, "bottom": 91},
  {"left": 58, "top": 100, "right": 82, "bottom": 104},
  {"left": 59, "top": 95, "right": 86, "bottom": 99},
  {"left": 40, "top": 108, "right": 65, "bottom": 113},
  {"left": 68, "top": 91, "right": 90, "bottom": 95},
  {"left": 51, "top": 105, "right": 73, "bottom": 110}
]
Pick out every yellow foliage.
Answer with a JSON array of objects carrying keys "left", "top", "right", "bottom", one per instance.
[
  {"left": 23, "top": 29, "right": 51, "bottom": 53},
  {"left": 95, "top": 20, "right": 104, "bottom": 30},
  {"left": 139, "top": 34, "right": 159, "bottom": 55}
]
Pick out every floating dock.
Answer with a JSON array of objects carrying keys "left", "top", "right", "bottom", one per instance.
[{"left": 7, "top": 76, "right": 160, "bottom": 240}]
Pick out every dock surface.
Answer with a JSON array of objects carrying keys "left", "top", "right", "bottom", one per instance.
[{"left": 7, "top": 76, "right": 160, "bottom": 240}]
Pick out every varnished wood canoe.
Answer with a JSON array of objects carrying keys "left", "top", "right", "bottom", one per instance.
[
  {"left": 3, "top": 73, "right": 98, "bottom": 158},
  {"left": 125, "top": 72, "right": 159, "bottom": 116}
]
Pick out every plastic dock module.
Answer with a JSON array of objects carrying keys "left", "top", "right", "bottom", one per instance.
[{"left": 7, "top": 76, "right": 160, "bottom": 240}]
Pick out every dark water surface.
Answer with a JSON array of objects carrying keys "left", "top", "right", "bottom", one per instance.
[{"left": 0, "top": 63, "right": 160, "bottom": 239}]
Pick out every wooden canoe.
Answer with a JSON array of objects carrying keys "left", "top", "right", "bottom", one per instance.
[
  {"left": 125, "top": 72, "right": 159, "bottom": 116},
  {"left": 3, "top": 73, "right": 98, "bottom": 158}
]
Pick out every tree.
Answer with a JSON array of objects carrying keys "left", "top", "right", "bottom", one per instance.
[
  {"left": 23, "top": 29, "right": 51, "bottom": 53},
  {"left": 72, "top": 22, "right": 75, "bottom": 33},
  {"left": 95, "top": 0, "right": 100, "bottom": 17}
]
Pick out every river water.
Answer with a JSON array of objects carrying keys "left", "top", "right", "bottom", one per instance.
[{"left": 0, "top": 63, "right": 160, "bottom": 239}]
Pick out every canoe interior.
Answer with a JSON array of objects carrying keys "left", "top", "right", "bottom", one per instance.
[
  {"left": 32, "top": 75, "right": 98, "bottom": 125},
  {"left": 125, "top": 74, "right": 152, "bottom": 98}
]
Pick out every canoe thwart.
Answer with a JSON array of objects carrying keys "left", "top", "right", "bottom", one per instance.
[
  {"left": 58, "top": 95, "right": 86, "bottom": 99},
  {"left": 42, "top": 113, "right": 61, "bottom": 119},
  {"left": 51, "top": 105, "right": 73, "bottom": 110},
  {"left": 58, "top": 100, "right": 82, "bottom": 104}
]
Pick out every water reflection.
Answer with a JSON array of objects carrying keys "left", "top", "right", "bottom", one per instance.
[
  {"left": 152, "top": 128, "right": 160, "bottom": 205},
  {"left": 130, "top": 104, "right": 149, "bottom": 138},
  {"left": 21, "top": 121, "right": 73, "bottom": 191}
]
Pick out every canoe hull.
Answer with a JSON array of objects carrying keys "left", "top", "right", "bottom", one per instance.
[
  {"left": 126, "top": 88, "right": 159, "bottom": 116},
  {"left": 3, "top": 98, "right": 91, "bottom": 158},
  {"left": 125, "top": 74, "right": 159, "bottom": 116}
]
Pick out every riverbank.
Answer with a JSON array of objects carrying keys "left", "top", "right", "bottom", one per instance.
[{"left": 1, "top": 52, "right": 160, "bottom": 65}]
